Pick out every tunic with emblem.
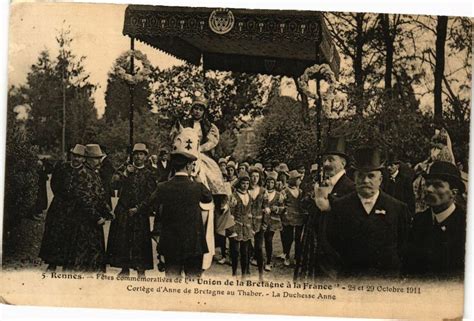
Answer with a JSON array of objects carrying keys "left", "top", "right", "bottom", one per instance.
[
  {"left": 229, "top": 191, "right": 254, "bottom": 242},
  {"left": 63, "top": 163, "right": 112, "bottom": 272},
  {"left": 107, "top": 166, "right": 157, "bottom": 270}
]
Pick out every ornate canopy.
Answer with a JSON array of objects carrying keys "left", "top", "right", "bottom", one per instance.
[{"left": 123, "top": 5, "right": 340, "bottom": 77}]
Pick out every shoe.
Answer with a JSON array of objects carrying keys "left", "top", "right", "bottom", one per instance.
[
  {"left": 264, "top": 264, "right": 272, "bottom": 271},
  {"left": 277, "top": 253, "right": 286, "bottom": 260},
  {"left": 217, "top": 257, "right": 226, "bottom": 265},
  {"left": 283, "top": 258, "right": 291, "bottom": 267},
  {"left": 250, "top": 259, "right": 258, "bottom": 266},
  {"left": 118, "top": 268, "right": 130, "bottom": 277}
]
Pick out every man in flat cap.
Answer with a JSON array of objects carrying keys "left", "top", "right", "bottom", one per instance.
[
  {"left": 107, "top": 143, "right": 157, "bottom": 277},
  {"left": 317, "top": 147, "right": 410, "bottom": 277},
  {"left": 404, "top": 161, "right": 466, "bottom": 278}
]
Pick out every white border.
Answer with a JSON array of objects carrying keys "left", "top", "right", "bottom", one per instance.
[{"left": 1, "top": 1, "right": 473, "bottom": 321}]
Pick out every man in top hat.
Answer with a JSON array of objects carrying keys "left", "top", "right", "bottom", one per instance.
[
  {"left": 382, "top": 152, "right": 416, "bottom": 216},
  {"left": 296, "top": 137, "right": 355, "bottom": 280},
  {"left": 321, "top": 136, "right": 354, "bottom": 197},
  {"left": 318, "top": 147, "right": 410, "bottom": 277},
  {"left": 39, "top": 144, "right": 86, "bottom": 271},
  {"left": 144, "top": 131, "right": 212, "bottom": 277},
  {"left": 404, "top": 161, "right": 466, "bottom": 278},
  {"left": 63, "top": 144, "right": 114, "bottom": 272},
  {"left": 156, "top": 147, "right": 171, "bottom": 183},
  {"left": 107, "top": 143, "right": 157, "bottom": 277}
]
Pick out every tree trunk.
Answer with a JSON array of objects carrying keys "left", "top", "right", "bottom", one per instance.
[
  {"left": 354, "top": 13, "right": 365, "bottom": 115},
  {"left": 434, "top": 16, "right": 448, "bottom": 123},
  {"left": 380, "top": 14, "right": 394, "bottom": 91}
]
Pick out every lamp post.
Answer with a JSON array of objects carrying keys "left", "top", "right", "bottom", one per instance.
[{"left": 129, "top": 37, "right": 135, "bottom": 163}]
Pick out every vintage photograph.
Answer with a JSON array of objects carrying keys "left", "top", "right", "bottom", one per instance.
[{"left": 1, "top": 1, "right": 472, "bottom": 319}]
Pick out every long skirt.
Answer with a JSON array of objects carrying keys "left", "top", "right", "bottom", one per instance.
[
  {"left": 106, "top": 204, "right": 154, "bottom": 271},
  {"left": 63, "top": 217, "right": 106, "bottom": 273}
]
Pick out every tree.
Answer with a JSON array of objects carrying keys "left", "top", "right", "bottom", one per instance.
[
  {"left": 152, "top": 63, "right": 271, "bottom": 132},
  {"left": 103, "top": 51, "right": 154, "bottom": 123},
  {"left": 324, "top": 13, "right": 379, "bottom": 114},
  {"left": 3, "top": 87, "right": 39, "bottom": 251},
  {"left": 14, "top": 25, "right": 99, "bottom": 157},
  {"left": 254, "top": 96, "right": 318, "bottom": 168},
  {"left": 434, "top": 16, "right": 448, "bottom": 123}
]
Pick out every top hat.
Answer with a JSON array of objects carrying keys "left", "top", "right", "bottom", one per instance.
[
  {"left": 323, "top": 136, "right": 348, "bottom": 159},
  {"left": 424, "top": 161, "right": 465, "bottom": 193},
  {"left": 70, "top": 144, "right": 86, "bottom": 157},
  {"left": 265, "top": 171, "right": 278, "bottom": 182},
  {"left": 85, "top": 144, "right": 105, "bottom": 158},
  {"left": 133, "top": 143, "right": 149, "bottom": 155},
  {"left": 170, "top": 128, "right": 199, "bottom": 161},
  {"left": 192, "top": 96, "right": 209, "bottom": 108},
  {"left": 352, "top": 147, "right": 384, "bottom": 172}
]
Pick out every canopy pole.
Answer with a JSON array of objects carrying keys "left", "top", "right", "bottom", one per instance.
[
  {"left": 316, "top": 78, "right": 323, "bottom": 184},
  {"left": 129, "top": 37, "right": 135, "bottom": 164}
]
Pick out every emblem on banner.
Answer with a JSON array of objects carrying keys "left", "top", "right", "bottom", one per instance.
[{"left": 209, "top": 8, "right": 235, "bottom": 34}]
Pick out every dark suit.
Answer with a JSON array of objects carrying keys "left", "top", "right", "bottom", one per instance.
[
  {"left": 404, "top": 206, "right": 465, "bottom": 278},
  {"left": 382, "top": 172, "right": 416, "bottom": 215},
  {"left": 149, "top": 175, "right": 212, "bottom": 276},
  {"left": 328, "top": 190, "right": 409, "bottom": 277},
  {"left": 296, "top": 173, "right": 355, "bottom": 279},
  {"left": 156, "top": 160, "right": 171, "bottom": 183}
]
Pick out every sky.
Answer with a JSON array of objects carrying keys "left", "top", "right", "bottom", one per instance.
[{"left": 8, "top": 2, "right": 184, "bottom": 117}]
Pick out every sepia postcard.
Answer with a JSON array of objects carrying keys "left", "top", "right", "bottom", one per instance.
[{"left": 1, "top": 1, "right": 472, "bottom": 320}]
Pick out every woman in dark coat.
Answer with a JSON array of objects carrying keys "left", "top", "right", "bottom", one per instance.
[{"left": 106, "top": 143, "right": 157, "bottom": 277}]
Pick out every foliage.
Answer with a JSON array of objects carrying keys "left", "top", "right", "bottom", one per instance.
[
  {"left": 151, "top": 63, "right": 272, "bottom": 133},
  {"left": 254, "top": 96, "right": 318, "bottom": 168},
  {"left": 94, "top": 112, "right": 173, "bottom": 168},
  {"left": 10, "top": 26, "right": 98, "bottom": 157},
  {"left": 103, "top": 50, "right": 155, "bottom": 123},
  {"left": 3, "top": 90, "right": 39, "bottom": 248}
]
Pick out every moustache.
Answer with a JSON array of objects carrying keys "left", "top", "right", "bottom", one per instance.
[{"left": 323, "top": 165, "right": 333, "bottom": 171}]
